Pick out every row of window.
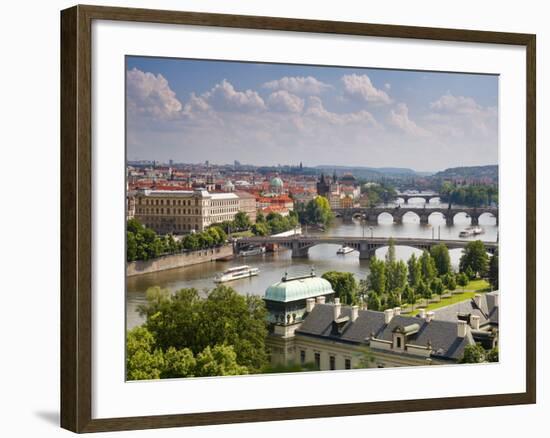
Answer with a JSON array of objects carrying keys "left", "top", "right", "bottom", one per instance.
[
  {"left": 139, "top": 198, "right": 199, "bottom": 207},
  {"left": 300, "top": 350, "right": 351, "bottom": 371},
  {"left": 137, "top": 208, "right": 200, "bottom": 215}
]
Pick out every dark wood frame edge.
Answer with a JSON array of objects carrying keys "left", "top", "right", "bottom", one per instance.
[{"left": 60, "top": 4, "right": 536, "bottom": 433}]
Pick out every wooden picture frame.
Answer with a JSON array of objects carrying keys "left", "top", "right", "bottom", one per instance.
[{"left": 60, "top": 4, "right": 536, "bottom": 433}]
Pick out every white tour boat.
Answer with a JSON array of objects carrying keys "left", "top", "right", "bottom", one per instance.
[
  {"left": 337, "top": 246, "right": 355, "bottom": 255},
  {"left": 214, "top": 265, "right": 259, "bottom": 283},
  {"left": 459, "top": 226, "right": 485, "bottom": 238}
]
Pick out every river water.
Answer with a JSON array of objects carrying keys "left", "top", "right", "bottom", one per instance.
[{"left": 126, "top": 201, "right": 498, "bottom": 329}]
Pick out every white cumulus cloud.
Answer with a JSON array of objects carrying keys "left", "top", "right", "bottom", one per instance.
[
  {"left": 263, "top": 76, "right": 330, "bottom": 95},
  {"left": 202, "top": 79, "right": 266, "bottom": 112},
  {"left": 267, "top": 90, "right": 305, "bottom": 113},
  {"left": 389, "top": 103, "right": 430, "bottom": 137},
  {"left": 126, "top": 68, "right": 182, "bottom": 120},
  {"left": 305, "top": 96, "right": 378, "bottom": 126},
  {"left": 341, "top": 74, "right": 392, "bottom": 104}
]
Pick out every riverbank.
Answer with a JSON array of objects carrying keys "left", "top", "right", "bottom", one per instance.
[{"left": 126, "top": 244, "right": 234, "bottom": 277}]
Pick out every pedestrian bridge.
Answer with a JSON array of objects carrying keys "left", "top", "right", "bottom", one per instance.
[
  {"left": 333, "top": 206, "right": 498, "bottom": 226},
  {"left": 236, "top": 235, "right": 498, "bottom": 259}
]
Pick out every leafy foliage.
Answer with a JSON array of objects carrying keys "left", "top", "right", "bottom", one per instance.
[
  {"left": 322, "top": 271, "right": 358, "bottom": 305},
  {"left": 137, "top": 285, "right": 269, "bottom": 376},
  {"left": 295, "top": 196, "right": 333, "bottom": 226},
  {"left": 459, "top": 240, "right": 489, "bottom": 278},
  {"left": 460, "top": 343, "right": 486, "bottom": 363},
  {"left": 126, "top": 218, "right": 227, "bottom": 262}
]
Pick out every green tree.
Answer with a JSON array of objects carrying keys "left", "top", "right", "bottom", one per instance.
[
  {"left": 161, "top": 346, "right": 196, "bottom": 379},
  {"left": 457, "top": 272, "right": 469, "bottom": 292},
  {"left": 486, "top": 346, "right": 499, "bottom": 363},
  {"left": 322, "top": 271, "right": 358, "bottom": 305},
  {"left": 368, "top": 258, "right": 386, "bottom": 295},
  {"left": 126, "top": 327, "right": 165, "bottom": 380},
  {"left": 415, "top": 279, "right": 431, "bottom": 306},
  {"left": 233, "top": 211, "right": 251, "bottom": 231},
  {"left": 367, "top": 292, "right": 381, "bottom": 311},
  {"left": 459, "top": 240, "right": 489, "bottom": 278},
  {"left": 446, "top": 273, "right": 457, "bottom": 294},
  {"left": 488, "top": 250, "right": 499, "bottom": 290},
  {"left": 301, "top": 196, "right": 333, "bottom": 226},
  {"left": 460, "top": 343, "right": 486, "bottom": 363},
  {"left": 419, "top": 250, "right": 436, "bottom": 283},
  {"left": 431, "top": 277, "right": 445, "bottom": 301},
  {"left": 139, "top": 285, "right": 268, "bottom": 374},
  {"left": 127, "top": 231, "right": 138, "bottom": 261},
  {"left": 407, "top": 253, "right": 422, "bottom": 289},
  {"left": 430, "top": 243, "right": 452, "bottom": 276},
  {"left": 403, "top": 284, "right": 417, "bottom": 311},
  {"left": 194, "top": 345, "right": 248, "bottom": 377},
  {"left": 251, "top": 222, "right": 270, "bottom": 236}
]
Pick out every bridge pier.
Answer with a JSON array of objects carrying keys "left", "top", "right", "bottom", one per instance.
[
  {"left": 419, "top": 214, "right": 430, "bottom": 225},
  {"left": 470, "top": 215, "right": 480, "bottom": 226},
  {"left": 359, "top": 242, "right": 378, "bottom": 260},
  {"left": 291, "top": 241, "right": 310, "bottom": 258},
  {"left": 445, "top": 215, "right": 454, "bottom": 226}
]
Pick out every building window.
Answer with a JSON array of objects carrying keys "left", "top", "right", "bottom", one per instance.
[
  {"left": 329, "top": 355, "right": 336, "bottom": 370},
  {"left": 345, "top": 359, "right": 351, "bottom": 370},
  {"left": 396, "top": 336, "right": 402, "bottom": 349},
  {"left": 300, "top": 350, "right": 306, "bottom": 364},
  {"left": 314, "top": 352, "right": 321, "bottom": 370}
]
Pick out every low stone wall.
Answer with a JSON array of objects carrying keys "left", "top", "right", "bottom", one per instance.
[{"left": 126, "top": 244, "right": 233, "bottom": 277}]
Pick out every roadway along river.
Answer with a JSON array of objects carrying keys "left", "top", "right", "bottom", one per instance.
[{"left": 126, "top": 202, "right": 498, "bottom": 329}]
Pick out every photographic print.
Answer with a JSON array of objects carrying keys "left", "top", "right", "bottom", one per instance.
[{"left": 125, "top": 56, "right": 500, "bottom": 380}]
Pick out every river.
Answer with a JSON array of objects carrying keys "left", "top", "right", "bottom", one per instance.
[{"left": 126, "top": 201, "right": 498, "bottom": 329}]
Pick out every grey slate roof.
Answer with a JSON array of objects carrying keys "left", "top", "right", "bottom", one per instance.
[
  {"left": 432, "top": 291, "right": 499, "bottom": 327},
  {"left": 296, "top": 304, "right": 475, "bottom": 361}
]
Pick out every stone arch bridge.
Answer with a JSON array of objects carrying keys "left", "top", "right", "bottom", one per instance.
[
  {"left": 236, "top": 235, "right": 497, "bottom": 259},
  {"left": 333, "top": 206, "right": 498, "bottom": 226},
  {"left": 395, "top": 193, "right": 441, "bottom": 204}
]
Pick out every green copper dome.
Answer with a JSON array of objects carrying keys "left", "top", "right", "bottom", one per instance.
[
  {"left": 270, "top": 176, "right": 284, "bottom": 188},
  {"left": 264, "top": 275, "right": 334, "bottom": 302}
]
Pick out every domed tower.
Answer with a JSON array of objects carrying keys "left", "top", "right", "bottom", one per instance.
[
  {"left": 222, "top": 180, "right": 235, "bottom": 192},
  {"left": 270, "top": 176, "right": 284, "bottom": 194},
  {"left": 264, "top": 269, "right": 336, "bottom": 365}
]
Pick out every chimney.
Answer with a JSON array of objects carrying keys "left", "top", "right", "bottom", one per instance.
[
  {"left": 418, "top": 308, "right": 427, "bottom": 319},
  {"left": 470, "top": 314, "right": 480, "bottom": 330},
  {"left": 316, "top": 295, "right": 326, "bottom": 304},
  {"left": 473, "top": 294, "right": 482, "bottom": 308},
  {"left": 426, "top": 311, "right": 435, "bottom": 323},
  {"left": 333, "top": 298, "right": 341, "bottom": 320},
  {"left": 306, "top": 298, "right": 316, "bottom": 313},
  {"left": 393, "top": 307, "right": 401, "bottom": 316},
  {"left": 457, "top": 320, "right": 468, "bottom": 338},
  {"left": 384, "top": 308, "right": 394, "bottom": 324},
  {"left": 351, "top": 305, "right": 359, "bottom": 322}
]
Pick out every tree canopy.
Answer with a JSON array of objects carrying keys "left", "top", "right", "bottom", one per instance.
[
  {"left": 459, "top": 240, "right": 489, "bottom": 278},
  {"left": 322, "top": 271, "right": 358, "bottom": 305},
  {"left": 137, "top": 285, "right": 269, "bottom": 375}
]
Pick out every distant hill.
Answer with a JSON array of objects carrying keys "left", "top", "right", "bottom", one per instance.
[
  {"left": 315, "top": 165, "right": 417, "bottom": 179},
  {"left": 433, "top": 165, "right": 498, "bottom": 181}
]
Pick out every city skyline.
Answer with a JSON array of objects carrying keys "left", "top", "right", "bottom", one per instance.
[{"left": 127, "top": 57, "right": 498, "bottom": 172}]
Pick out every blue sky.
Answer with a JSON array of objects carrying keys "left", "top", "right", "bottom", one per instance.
[{"left": 126, "top": 56, "right": 498, "bottom": 172}]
